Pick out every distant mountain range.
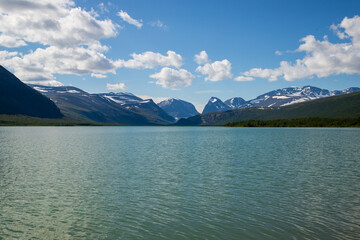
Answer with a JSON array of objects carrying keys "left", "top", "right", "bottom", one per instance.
[
  {"left": 202, "top": 86, "right": 360, "bottom": 114},
  {"left": 0, "top": 66, "right": 63, "bottom": 118},
  {"left": 1, "top": 64, "right": 360, "bottom": 126},
  {"left": 30, "top": 85, "right": 175, "bottom": 125},
  {"left": 178, "top": 91, "right": 360, "bottom": 125}
]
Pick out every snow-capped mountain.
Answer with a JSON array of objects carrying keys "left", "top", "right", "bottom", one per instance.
[
  {"left": 202, "top": 86, "right": 360, "bottom": 114},
  {"left": 158, "top": 98, "right": 199, "bottom": 119},
  {"left": 98, "top": 92, "right": 143, "bottom": 104},
  {"left": 121, "top": 99, "right": 175, "bottom": 122},
  {"left": 32, "top": 85, "right": 87, "bottom": 95},
  {"left": 243, "top": 86, "right": 331, "bottom": 108},
  {"left": 30, "top": 85, "right": 175, "bottom": 124},
  {"left": 331, "top": 87, "right": 360, "bottom": 96},
  {"left": 226, "top": 86, "right": 360, "bottom": 110},
  {"left": 202, "top": 97, "right": 231, "bottom": 114},
  {"left": 224, "top": 97, "right": 246, "bottom": 109}
]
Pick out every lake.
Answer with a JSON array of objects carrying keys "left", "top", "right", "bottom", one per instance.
[{"left": 0, "top": 127, "right": 359, "bottom": 239}]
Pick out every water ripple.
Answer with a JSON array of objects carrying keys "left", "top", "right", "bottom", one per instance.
[{"left": 0, "top": 127, "right": 360, "bottom": 239}]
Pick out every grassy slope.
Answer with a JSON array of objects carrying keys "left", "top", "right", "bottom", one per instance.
[
  {"left": 0, "top": 115, "right": 105, "bottom": 126},
  {"left": 177, "top": 92, "right": 360, "bottom": 125},
  {"left": 226, "top": 117, "right": 360, "bottom": 127}
]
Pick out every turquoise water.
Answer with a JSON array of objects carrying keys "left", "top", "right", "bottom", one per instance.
[{"left": 0, "top": 127, "right": 359, "bottom": 239}]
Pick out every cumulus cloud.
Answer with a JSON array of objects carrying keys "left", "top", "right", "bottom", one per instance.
[
  {"left": 150, "top": 67, "right": 194, "bottom": 89},
  {"left": 194, "top": 50, "right": 232, "bottom": 81},
  {"left": 0, "top": 1, "right": 117, "bottom": 49},
  {"left": 196, "top": 59, "right": 233, "bottom": 82},
  {"left": 117, "top": 10, "right": 143, "bottom": 29},
  {"left": 0, "top": 0, "right": 120, "bottom": 85},
  {"left": 243, "top": 15, "right": 360, "bottom": 81},
  {"left": 194, "top": 50, "right": 211, "bottom": 64},
  {"left": 275, "top": 50, "right": 282, "bottom": 56},
  {"left": 107, "top": 83, "right": 126, "bottom": 91},
  {"left": 115, "top": 50, "right": 183, "bottom": 69},
  {"left": 3, "top": 46, "right": 116, "bottom": 82}
]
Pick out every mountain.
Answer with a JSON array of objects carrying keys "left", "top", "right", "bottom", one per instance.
[
  {"left": 225, "top": 86, "right": 360, "bottom": 110},
  {"left": 201, "top": 86, "right": 360, "bottom": 114},
  {"left": 158, "top": 98, "right": 199, "bottom": 119},
  {"left": 202, "top": 97, "right": 231, "bottom": 114},
  {"left": 331, "top": 87, "right": 360, "bottom": 96},
  {"left": 120, "top": 99, "right": 175, "bottom": 123},
  {"left": 224, "top": 97, "right": 246, "bottom": 109},
  {"left": 0, "top": 65, "right": 63, "bottom": 118},
  {"left": 30, "top": 85, "right": 175, "bottom": 125},
  {"left": 97, "top": 92, "right": 143, "bottom": 104},
  {"left": 243, "top": 86, "right": 331, "bottom": 108},
  {"left": 176, "top": 91, "right": 360, "bottom": 125}
]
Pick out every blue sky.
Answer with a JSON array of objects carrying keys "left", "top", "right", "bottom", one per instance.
[{"left": 0, "top": 0, "right": 360, "bottom": 111}]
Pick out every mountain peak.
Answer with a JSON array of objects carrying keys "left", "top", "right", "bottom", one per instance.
[
  {"left": 158, "top": 98, "right": 199, "bottom": 119},
  {"left": 202, "top": 97, "right": 231, "bottom": 114}
]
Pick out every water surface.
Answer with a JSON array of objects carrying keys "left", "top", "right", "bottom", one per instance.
[{"left": 0, "top": 127, "right": 359, "bottom": 239}]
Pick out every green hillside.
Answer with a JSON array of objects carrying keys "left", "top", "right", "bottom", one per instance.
[{"left": 177, "top": 92, "right": 360, "bottom": 125}]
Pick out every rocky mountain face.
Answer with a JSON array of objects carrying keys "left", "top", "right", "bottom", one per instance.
[
  {"left": 202, "top": 86, "right": 360, "bottom": 114},
  {"left": 30, "top": 85, "right": 175, "bottom": 125},
  {"left": 158, "top": 98, "right": 199, "bottom": 119},
  {"left": 202, "top": 97, "right": 231, "bottom": 114},
  {"left": 224, "top": 97, "right": 246, "bottom": 109},
  {"left": 0, "top": 65, "right": 63, "bottom": 118}
]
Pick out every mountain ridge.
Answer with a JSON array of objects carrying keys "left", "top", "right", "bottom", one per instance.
[
  {"left": 0, "top": 66, "right": 63, "bottom": 118},
  {"left": 177, "top": 91, "right": 360, "bottom": 126},
  {"left": 201, "top": 85, "right": 360, "bottom": 114},
  {"left": 158, "top": 98, "right": 199, "bottom": 119}
]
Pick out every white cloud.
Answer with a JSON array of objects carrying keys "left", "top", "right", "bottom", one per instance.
[
  {"left": 3, "top": 46, "right": 116, "bottom": 82},
  {"left": 117, "top": 10, "right": 143, "bottom": 29},
  {"left": 150, "top": 67, "right": 194, "bottom": 89},
  {"left": 0, "top": 1, "right": 117, "bottom": 49},
  {"left": 275, "top": 50, "right": 282, "bottom": 56},
  {"left": 243, "top": 15, "right": 360, "bottom": 81},
  {"left": 91, "top": 73, "right": 107, "bottom": 78},
  {"left": 196, "top": 59, "right": 233, "bottom": 82},
  {"left": 0, "top": 0, "right": 120, "bottom": 85},
  {"left": 234, "top": 76, "right": 255, "bottom": 82},
  {"left": 115, "top": 50, "right": 183, "bottom": 69},
  {"left": 0, "top": 35, "right": 27, "bottom": 48},
  {"left": 107, "top": 83, "right": 126, "bottom": 91},
  {"left": 194, "top": 50, "right": 211, "bottom": 64},
  {"left": 0, "top": 50, "right": 18, "bottom": 61}
]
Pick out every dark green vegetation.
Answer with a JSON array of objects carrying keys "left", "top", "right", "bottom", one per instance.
[
  {"left": 177, "top": 92, "right": 360, "bottom": 125},
  {"left": 0, "top": 115, "right": 108, "bottom": 126},
  {"left": 226, "top": 117, "right": 360, "bottom": 127},
  {"left": 0, "top": 66, "right": 63, "bottom": 118}
]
